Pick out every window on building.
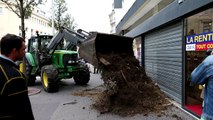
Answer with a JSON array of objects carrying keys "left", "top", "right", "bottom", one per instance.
[
  {"left": 203, "top": 21, "right": 212, "bottom": 32},
  {"left": 31, "top": 29, "right": 34, "bottom": 36}
]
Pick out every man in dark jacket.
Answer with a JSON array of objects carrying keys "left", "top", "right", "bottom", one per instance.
[{"left": 0, "top": 34, "right": 34, "bottom": 120}]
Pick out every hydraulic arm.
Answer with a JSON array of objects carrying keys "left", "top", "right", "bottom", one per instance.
[
  {"left": 46, "top": 27, "right": 88, "bottom": 54},
  {"left": 44, "top": 26, "right": 134, "bottom": 67}
]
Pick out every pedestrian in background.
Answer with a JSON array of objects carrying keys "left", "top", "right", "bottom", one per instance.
[
  {"left": 0, "top": 34, "right": 34, "bottom": 119},
  {"left": 191, "top": 49, "right": 213, "bottom": 120}
]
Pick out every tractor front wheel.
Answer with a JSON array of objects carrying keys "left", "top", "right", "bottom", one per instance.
[
  {"left": 41, "top": 68, "right": 59, "bottom": 93},
  {"left": 73, "top": 70, "right": 90, "bottom": 85}
]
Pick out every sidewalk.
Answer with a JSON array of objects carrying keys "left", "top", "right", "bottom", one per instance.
[{"left": 30, "top": 73, "right": 199, "bottom": 120}]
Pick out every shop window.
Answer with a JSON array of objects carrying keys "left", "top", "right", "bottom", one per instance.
[
  {"left": 133, "top": 37, "right": 142, "bottom": 66},
  {"left": 185, "top": 7, "right": 213, "bottom": 116}
]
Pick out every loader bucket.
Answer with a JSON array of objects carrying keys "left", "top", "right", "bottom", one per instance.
[{"left": 78, "top": 32, "right": 134, "bottom": 67}]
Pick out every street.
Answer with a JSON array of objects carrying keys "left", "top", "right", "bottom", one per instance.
[
  {"left": 29, "top": 73, "right": 198, "bottom": 120},
  {"left": 29, "top": 73, "right": 103, "bottom": 120}
]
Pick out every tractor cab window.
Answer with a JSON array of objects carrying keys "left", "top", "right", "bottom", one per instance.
[
  {"left": 56, "top": 38, "right": 72, "bottom": 50},
  {"left": 28, "top": 35, "right": 53, "bottom": 53},
  {"left": 40, "top": 37, "right": 52, "bottom": 50},
  {"left": 28, "top": 37, "right": 38, "bottom": 52},
  {"left": 62, "top": 38, "right": 77, "bottom": 51}
]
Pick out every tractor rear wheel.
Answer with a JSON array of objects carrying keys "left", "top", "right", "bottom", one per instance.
[
  {"left": 25, "top": 59, "right": 36, "bottom": 86},
  {"left": 73, "top": 70, "right": 90, "bottom": 85},
  {"left": 41, "top": 69, "right": 59, "bottom": 93},
  {"left": 18, "top": 59, "right": 36, "bottom": 86}
]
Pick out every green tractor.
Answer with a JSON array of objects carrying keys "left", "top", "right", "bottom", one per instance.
[
  {"left": 21, "top": 27, "right": 91, "bottom": 92},
  {"left": 19, "top": 26, "right": 134, "bottom": 93}
]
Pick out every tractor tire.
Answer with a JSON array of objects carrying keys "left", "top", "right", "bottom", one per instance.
[
  {"left": 25, "top": 59, "right": 36, "bottom": 86},
  {"left": 73, "top": 70, "right": 90, "bottom": 85},
  {"left": 41, "top": 68, "right": 59, "bottom": 93},
  {"left": 18, "top": 59, "right": 36, "bottom": 86}
]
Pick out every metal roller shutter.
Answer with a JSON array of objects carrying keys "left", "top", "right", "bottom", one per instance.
[{"left": 144, "top": 22, "right": 183, "bottom": 103}]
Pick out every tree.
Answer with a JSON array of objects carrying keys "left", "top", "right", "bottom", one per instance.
[
  {"left": 51, "top": 0, "right": 77, "bottom": 30},
  {"left": 0, "top": 0, "right": 45, "bottom": 39},
  {"left": 62, "top": 14, "right": 77, "bottom": 30}
]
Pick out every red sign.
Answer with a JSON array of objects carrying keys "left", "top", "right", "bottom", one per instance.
[{"left": 195, "top": 42, "right": 213, "bottom": 51}]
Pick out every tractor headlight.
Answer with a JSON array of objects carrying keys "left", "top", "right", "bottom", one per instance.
[{"left": 68, "top": 60, "right": 76, "bottom": 64}]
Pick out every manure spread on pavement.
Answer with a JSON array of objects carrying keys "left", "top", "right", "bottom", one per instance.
[{"left": 72, "top": 53, "right": 172, "bottom": 117}]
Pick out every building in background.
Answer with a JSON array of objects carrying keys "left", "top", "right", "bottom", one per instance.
[
  {"left": 109, "top": 10, "right": 116, "bottom": 34},
  {"left": 0, "top": 2, "right": 52, "bottom": 40},
  {"left": 109, "top": 0, "right": 135, "bottom": 34},
  {"left": 115, "top": 0, "right": 213, "bottom": 119}
]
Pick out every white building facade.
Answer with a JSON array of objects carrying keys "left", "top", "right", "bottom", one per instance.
[
  {"left": 0, "top": 2, "right": 52, "bottom": 40},
  {"left": 109, "top": 0, "right": 135, "bottom": 34}
]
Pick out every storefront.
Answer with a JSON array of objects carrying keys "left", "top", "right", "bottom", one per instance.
[
  {"left": 116, "top": 0, "right": 213, "bottom": 118},
  {"left": 185, "top": 7, "right": 213, "bottom": 117}
]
